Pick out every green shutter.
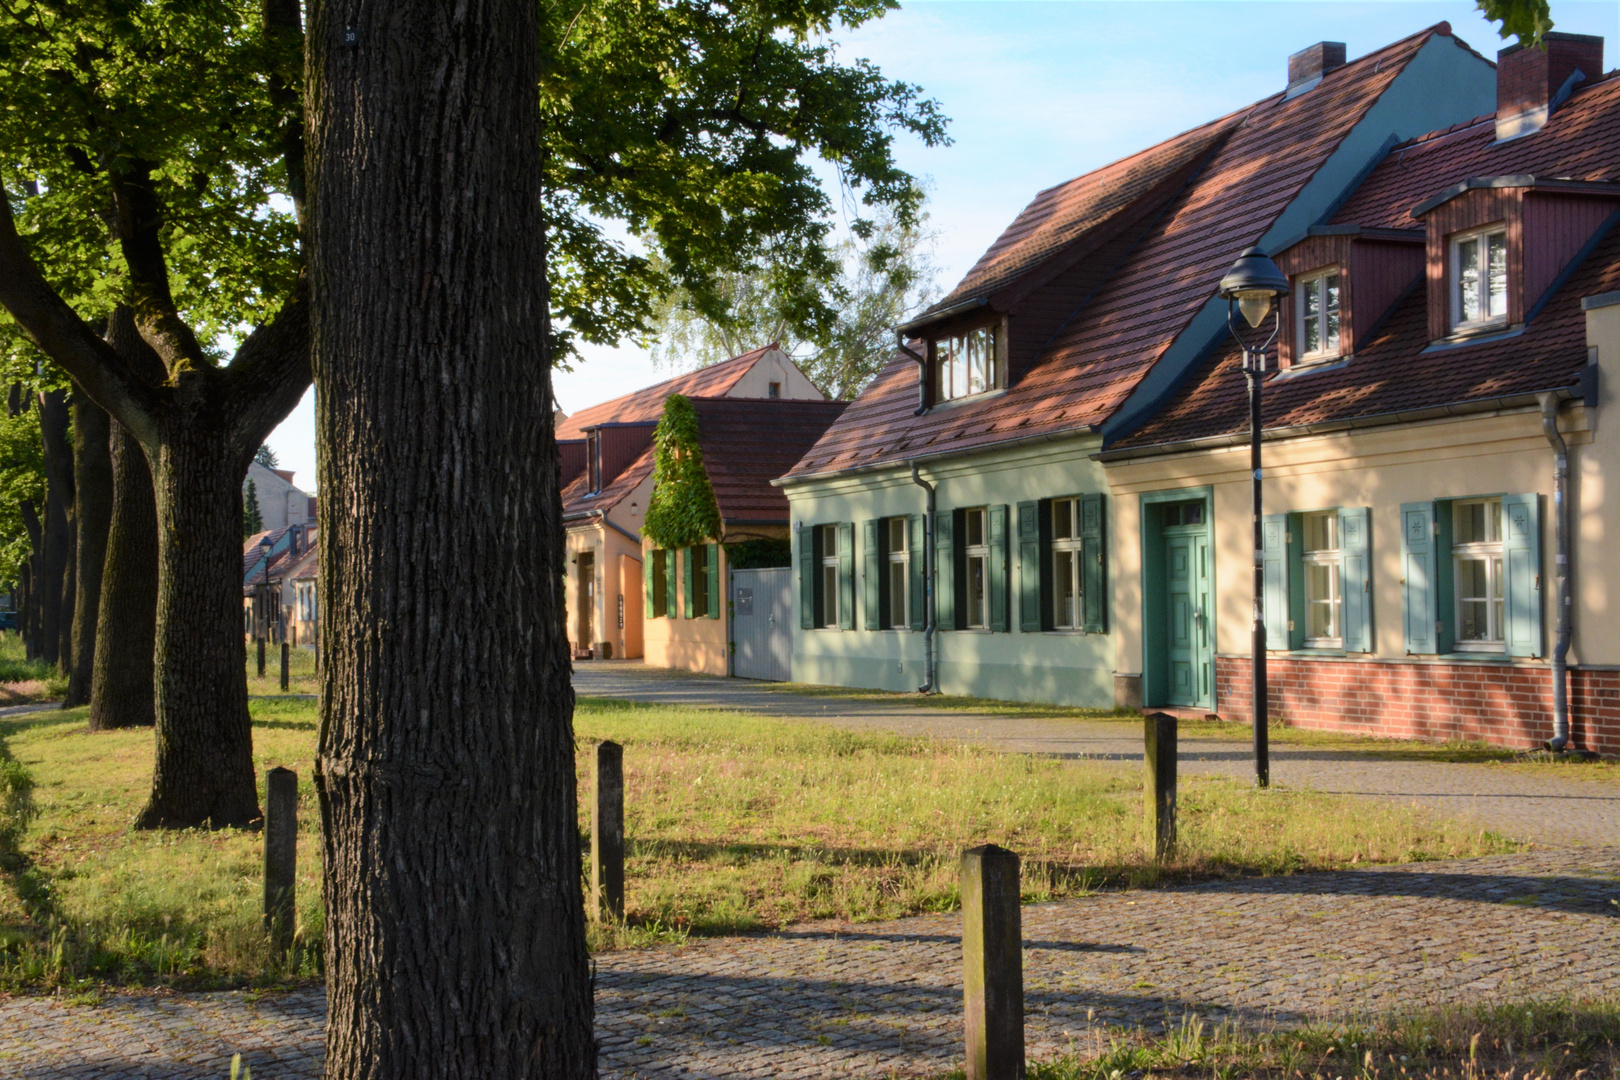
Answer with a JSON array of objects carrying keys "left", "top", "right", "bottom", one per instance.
[
  {"left": 838, "top": 522, "right": 855, "bottom": 631},
  {"left": 863, "top": 519, "right": 882, "bottom": 630},
  {"left": 706, "top": 543, "right": 720, "bottom": 620},
  {"left": 1080, "top": 493, "right": 1107, "bottom": 634},
  {"left": 1401, "top": 502, "right": 1438, "bottom": 654},
  {"left": 682, "top": 547, "right": 694, "bottom": 619},
  {"left": 1339, "top": 507, "right": 1371, "bottom": 653},
  {"left": 662, "top": 548, "right": 675, "bottom": 619},
  {"left": 909, "top": 514, "right": 925, "bottom": 631},
  {"left": 988, "top": 505, "right": 1009, "bottom": 633},
  {"left": 934, "top": 510, "right": 955, "bottom": 631},
  {"left": 1261, "top": 513, "right": 1289, "bottom": 649},
  {"left": 645, "top": 551, "right": 656, "bottom": 619},
  {"left": 1017, "top": 501, "right": 1041, "bottom": 633},
  {"left": 799, "top": 526, "right": 816, "bottom": 630},
  {"left": 1503, "top": 493, "right": 1542, "bottom": 657}
]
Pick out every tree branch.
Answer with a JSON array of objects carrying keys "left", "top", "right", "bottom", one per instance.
[
  {"left": 223, "top": 273, "right": 311, "bottom": 458},
  {"left": 107, "top": 162, "right": 209, "bottom": 371}
]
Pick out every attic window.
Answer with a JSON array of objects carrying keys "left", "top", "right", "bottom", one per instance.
[
  {"left": 587, "top": 430, "right": 601, "bottom": 492},
  {"left": 1451, "top": 225, "right": 1508, "bottom": 330},
  {"left": 1295, "top": 269, "right": 1341, "bottom": 362},
  {"left": 768, "top": 381, "right": 781, "bottom": 399},
  {"left": 933, "top": 325, "right": 1001, "bottom": 403}
]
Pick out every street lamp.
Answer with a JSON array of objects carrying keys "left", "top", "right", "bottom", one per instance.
[{"left": 1217, "top": 246, "right": 1290, "bottom": 790}]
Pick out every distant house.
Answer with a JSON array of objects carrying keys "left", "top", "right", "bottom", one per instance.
[
  {"left": 560, "top": 344, "right": 826, "bottom": 660},
  {"left": 242, "top": 524, "right": 313, "bottom": 644},
  {"left": 289, "top": 549, "right": 319, "bottom": 650},
  {"left": 244, "top": 461, "right": 317, "bottom": 533}
]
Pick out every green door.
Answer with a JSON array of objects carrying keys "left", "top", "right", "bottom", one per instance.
[{"left": 1165, "top": 531, "right": 1213, "bottom": 708}]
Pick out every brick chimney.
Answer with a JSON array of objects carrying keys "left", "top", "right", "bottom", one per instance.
[
  {"left": 1285, "top": 42, "right": 1347, "bottom": 98},
  {"left": 1496, "top": 32, "right": 1604, "bottom": 141}
]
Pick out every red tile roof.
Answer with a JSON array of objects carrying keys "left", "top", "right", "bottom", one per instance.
[
  {"left": 556, "top": 344, "right": 779, "bottom": 440},
  {"left": 561, "top": 443, "right": 656, "bottom": 519},
  {"left": 783, "top": 26, "right": 1451, "bottom": 481},
  {"left": 691, "top": 399, "right": 848, "bottom": 524},
  {"left": 1115, "top": 73, "right": 1620, "bottom": 451}
]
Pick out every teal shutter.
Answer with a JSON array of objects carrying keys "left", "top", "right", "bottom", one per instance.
[
  {"left": 934, "top": 510, "right": 955, "bottom": 631},
  {"left": 799, "top": 528, "right": 815, "bottom": 629},
  {"left": 837, "top": 522, "right": 855, "bottom": 630},
  {"left": 1017, "top": 501, "right": 1041, "bottom": 633},
  {"left": 1080, "top": 493, "right": 1106, "bottom": 634},
  {"left": 645, "top": 552, "right": 656, "bottom": 619},
  {"left": 1339, "top": 507, "right": 1371, "bottom": 653},
  {"left": 1503, "top": 493, "right": 1542, "bottom": 657},
  {"left": 1261, "top": 513, "right": 1289, "bottom": 649},
  {"left": 1401, "top": 502, "right": 1438, "bottom": 654},
  {"left": 682, "top": 547, "right": 695, "bottom": 619},
  {"left": 909, "top": 514, "right": 925, "bottom": 631},
  {"left": 988, "top": 505, "right": 1009, "bottom": 632},
  {"left": 863, "top": 519, "right": 882, "bottom": 630},
  {"left": 705, "top": 543, "right": 720, "bottom": 620}
]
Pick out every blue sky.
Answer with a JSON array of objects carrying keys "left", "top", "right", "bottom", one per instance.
[{"left": 263, "top": 1, "right": 1620, "bottom": 491}]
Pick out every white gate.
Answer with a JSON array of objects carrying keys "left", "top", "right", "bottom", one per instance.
[{"left": 730, "top": 567, "right": 792, "bottom": 681}]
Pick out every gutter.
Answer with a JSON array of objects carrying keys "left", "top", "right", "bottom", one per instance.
[
  {"left": 909, "top": 462, "right": 938, "bottom": 694},
  {"left": 775, "top": 422, "right": 1101, "bottom": 488},
  {"left": 562, "top": 507, "right": 643, "bottom": 547}
]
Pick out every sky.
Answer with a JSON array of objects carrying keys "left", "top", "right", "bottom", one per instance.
[{"left": 262, "top": 0, "right": 1620, "bottom": 492}]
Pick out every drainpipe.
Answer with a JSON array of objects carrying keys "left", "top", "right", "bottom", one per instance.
[
  {"left": 1539, "top": 392, "right": 1572, "bottom": 751},
  {"left": 896, "top": 331, "right": 928, "bottom": 416},
  {"left": 909, "top": 461, "right": 937, "bottom": 694}
]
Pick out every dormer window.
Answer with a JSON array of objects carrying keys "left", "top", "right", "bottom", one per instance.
[
  {"left": 1451, "top": 225, "right": 1507, "bottom": 330},
  {"left": 587, "top": 430, "right": 601, "bottom": 492},
  {"left": 934, "top": 325, "right": 1001, "bottom": 402},
  {"left": 1295, "top": 268, "right": 1341, "bottom": 361}
]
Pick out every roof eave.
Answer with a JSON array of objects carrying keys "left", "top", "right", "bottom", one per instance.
[{"left": 776, "top": 422, "right": 1103, "bottom": 487}]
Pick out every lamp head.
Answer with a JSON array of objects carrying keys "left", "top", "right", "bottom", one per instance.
[{"left": 1218, "top": 247, "right": 1291, "bottom": 328}]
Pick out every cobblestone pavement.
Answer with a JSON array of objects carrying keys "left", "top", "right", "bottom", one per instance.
[
  {"left": 5, "top": 849, "right": 1618, "bottom": 1078},
  {"left": 574, "top": 663, "right": 1620, "bottom": 847}
]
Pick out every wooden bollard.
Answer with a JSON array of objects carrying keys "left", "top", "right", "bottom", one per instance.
[
  {"left": 591, "top": 741, "right": 624, "bottom": 922},
  {"left": 961, "top": 844, "right": 1023, "bottom": 1080},
  {"left": 256, "top": 638, "right": 266, "bottom": 677},
  {"left": 263, "top": 767, "right": 297, "bottom": 954},
  {"left": 1145, "top": 712, "right": 1177, "bottom": 862},
  {"left": 280, "top": 642, "right": 290, "bottom": 691}
]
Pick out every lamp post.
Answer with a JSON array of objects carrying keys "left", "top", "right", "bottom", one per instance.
[{"left": 1217, "top": 246, "right": 1290, "bottom": 790}]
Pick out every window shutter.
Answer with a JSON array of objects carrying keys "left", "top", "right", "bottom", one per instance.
[
  {"left": 706, "top": 543, "right": 720, "bottom": 620},
  {"left": 1080, "top": 493, "right": 1107, "bottom": 634},
  {"left": 988, "top": 504, "right": 1009, "bottom": 632},
  {"left": 863, "top": 519, "right": 882, "bottom": 630},
  {"left": 1262, "top": 513, "right": 1289, "bottom": 648},
  {"left": 799, "top": 528, "right": 816, "bottom": 630},
  {"left": 909, "top": 514, "right": 926, "bottom": 631},
  {"left": 1401, "top": 502, "right": 1438, "bottom": 654},
  {"left": 1017, "top": 501, "right": 1041, "bottom": 633},
  {"left": 664, "top": 549, "right": 678, "bottom": 620},
  {"left": 682, "top": 547, "right": 695, "bottom": 619},
  {"left": 1503, "top": 493, "right": 1542, "bottom": 657},
  {"left": 934, "top": 510, "right": 955, "bottom": 631},
  {"left": 1339, "top": 507, "right": 1372, "bottom": 653},
  {"left": 838, "top": 522, "right": 855, "bottom": 631},
  {"left": 645, "top": 552, "right": 656, "bottom": 619}
]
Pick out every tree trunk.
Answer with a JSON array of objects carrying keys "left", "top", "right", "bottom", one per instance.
[
  {"left": 308, "top": 0, "right": 591, "bottom": 1075},
  {"left": 37, "top": 388, "right": 72, "bottom": 670},
  {"left": 88, "top": 417, "right": 158, "bottom": 730},
  {"left": 130, "top": 424, "right": 261, "bottom": 828},
  {"left": 64, "top": 386, "right": 113, "bottom": 708}
]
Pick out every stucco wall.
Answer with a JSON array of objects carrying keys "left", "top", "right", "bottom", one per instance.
[
  {"left": 726, "top": 348, "right": 825, "bottom": 401},
  {"left": 642, "top": 542, "right": 729, "bottom": 675},
  {"left": 565, "top": 521, "right": 644, "bottom": 659}
]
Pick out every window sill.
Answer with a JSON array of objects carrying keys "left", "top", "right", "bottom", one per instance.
[
  {"left": 1423, "top": 323, "right": 1524, "bottom": 353},
  {"left": 1271, "top": 355, "right": 1350, "bottom": 382},
  {"left": 926, "top": 387, "right": 1008, "bottom": 413}
]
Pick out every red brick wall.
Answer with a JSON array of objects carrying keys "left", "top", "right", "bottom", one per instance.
[{"left": 1214, "top": 655, "right": 1620, "bottom": 755}]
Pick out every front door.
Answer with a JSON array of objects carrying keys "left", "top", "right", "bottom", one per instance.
[
  {"left": 1165, "top": 530, "right": 1212, "bottom": 708},
  {"left": 577, "top": 551, "right": 595, "bottom": 648}
]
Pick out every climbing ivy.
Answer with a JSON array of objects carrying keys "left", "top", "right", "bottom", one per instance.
[{"left": 643, "top": 394, "right": 721, "bottom": 550}]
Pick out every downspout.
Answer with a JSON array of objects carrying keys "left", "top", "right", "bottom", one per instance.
[
  {"left": 897, "top": 330, "right": 928, "bottom": 416},
  {"left": 1539, "top": 392, "right": 1572, "bottom": 751},
  {"left": 909, "top": 461, "right": 937, "bottom": 694}
]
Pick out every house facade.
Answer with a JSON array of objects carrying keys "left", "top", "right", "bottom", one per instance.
[
  {"left": 242, "top": 524, "right": 312, "bottom": 644},
  {"left": 779, "top": 26, "right": 1499, "bottom": 708},
  {"left": 244, "top": 462, "right": 317, "bottom": 534}
]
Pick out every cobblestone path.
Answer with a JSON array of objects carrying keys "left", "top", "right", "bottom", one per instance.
[{"left": 6, "top": 849, "right": 1617, "bottom": 1079}]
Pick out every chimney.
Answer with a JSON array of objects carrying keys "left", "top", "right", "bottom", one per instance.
[
  {"left": 1285, "top": 41, "right": 1347, "bottom": 98},
  {"left": 1496, "top": 32, "right": 1604, "bottom": 141}
]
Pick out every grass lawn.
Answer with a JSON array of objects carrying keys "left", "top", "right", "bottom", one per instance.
[
  {"left": 0, "top": 696, "right": 1515, "bottom": 993},
  {"left": 244, "top": 642, "right": 318, "bottom": 697},
  {"left": 0, "top": 632, "right": 66, "bottom": 705}
]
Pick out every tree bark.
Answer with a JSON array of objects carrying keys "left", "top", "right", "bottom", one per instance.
[
  {"left": 88, "top": 418, "right": 158, "bottom": 729},
  {"left": 64, "top": 386, "right": 113, "bottom": 708},
  {"left": 37, "top": 388, "right": 73, "bottom": 671},
  {"left": 309, "top": 0, "right": 591, "bottom": 1074}
]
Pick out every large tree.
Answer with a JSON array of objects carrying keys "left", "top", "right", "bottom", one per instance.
[{"left": 0, "top": 0, "right": 308, "bottom": 826}]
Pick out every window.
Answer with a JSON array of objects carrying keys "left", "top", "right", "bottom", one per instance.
[
  {"left": 1302, "top": 511, "right": 1341, "bottom": 648},
  {"left": 886, "top": 518, "right": 909, "bottom": 630},
  {"left": 1451, "top": 226, "right": 1508, "bottom": 329},
  {"left": 963, "top": 508, "right": 989, "bottom": 629},
  {"left": 649, "top": 550, "right": 668, "bottom": 618},
  {"left": 1162, "top": 500, "right": 1203, "bottom": 527},
  {"left": 691, "top": 546, "right": 710, "bottom": 618},
  {"left": 933, "top": 325, "right": 1000, "bottom": 402},
  {"left": 1051, "top": 497, "right": 1083, "bottom": 630},
  {"left": 1453, "top": 498, "right": 1505, "bottom": 650},
  {"left": 1295, "top": 269, "right": 1341, "bottom": 361},
  {"left": 767, "top": 381, "right": 781, "bottom": 399},
  {"left": 820, "top": 524, "right": 840, "bottom": 629},
  {"left": 587, "top": 430, "right": 602, "bottom": 492}
]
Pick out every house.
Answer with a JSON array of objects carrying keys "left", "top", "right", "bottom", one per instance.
[
  {"left": 244, "top": 461, "right": 317, "bottom": 533},
  {"left": 1099, "top": 32, "right": 1620, "bottom": 753},
  {"left": 289, "top": 549, "right": 319, "bottom": 650},
  {"left": 560, "top": 345, "right": 826, "bottom": 660},
  {"left": 778, "top": 26, "right": 1498, "bottom": 707},
  {"left": 242, "top": 524, "right": 313, "bottom": 644},
  {"left": 640, "top": 395, "right": 847, "bottom": 675}
]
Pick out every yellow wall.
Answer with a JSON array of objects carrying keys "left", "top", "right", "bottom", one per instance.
[
  {"left": 565, "top": 521, "right": 645, "bottom": 659},
  {"left": 641, "top": 542, "right": 730, "bottom": 675}
]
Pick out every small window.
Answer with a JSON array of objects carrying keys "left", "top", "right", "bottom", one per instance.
[
  {"left": 1295, "top": 269, "right": 1341, "bottom": 361},
  {"left": 934, "top": 325, "right": 1000, "bottom": 403},
  {"left": 651, "top": 550, "right": 668, "bottom": 617},
  {"left": 1302, "top": 511, "right": 1341, "bottom": 648},
  {"left": 1451, "top": 226, "right": 1508, "bottom": 330},
  {"left": 767, "top": 381, "right": 781, "bottom": 399},
  {"left": 820, "top": 523, "right": 839, "bottom": 629},
  {"left": 691, "top": 548, "right": 709, "bottom": 618},
  {"left": 587, "top": 430, "right": 602, "bottom": 492},
  {"left": 1162, "top": 500, "right": 1204, "bottom": 527},
  {"left": 1051, "top": 497, "right": 1084, "bottom": 630},
  {"left": 1453, "top": 498, "right": 1505, "bottom": 650},
  {"left": 963, "top": 507, "right": 989, "bottom": 629},
  {"left": 886, "top": 518, "right": 910, "bottom": 630}
]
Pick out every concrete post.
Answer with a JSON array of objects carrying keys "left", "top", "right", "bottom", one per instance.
[
  {"left": 263, "top": 767, "right": 297, "bottom": 954},
  {"left": 592, "top": 740, "right": 624, "bottom": 922},
  {"left": 256, "top": 638, "right": 266, "bottom": 677},
  {"left": 1145, "top": 712, "right": 1177, "bottom": 862},
  {"left": 961, "top": 844, "right": 1023, "bottom": 1080},
  {"left": 280, "top": 642, "right": 290, "bottom": 691}
]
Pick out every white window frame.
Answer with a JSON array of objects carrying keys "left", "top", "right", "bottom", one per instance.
[
  {"left": 886, "top": 517, "right": 910, "bottom": 631},
  {"left": 1294, "top": 268, "right": 1342, "bottom": 362},
  {"left": 1450, "top": 224, "right": 1509, "bottom": 331},
  {"left": 1301, "top": 511, "right": 1342, "bottom": 649},
  {"left": 820, "top": 523, "right": 839, "bottom": 630},
  {"left": 963, "top": 507, "right": 990, "bottom": 630},
  {"left": 1452, "top": 498, "right": 1506, "bottom": 651},
  {"left": 934, "top": 325, "right": 1001, "bottom": 403},
  {"left": 1051, "top": 497, "right": 1084, "bottom": 630}
]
